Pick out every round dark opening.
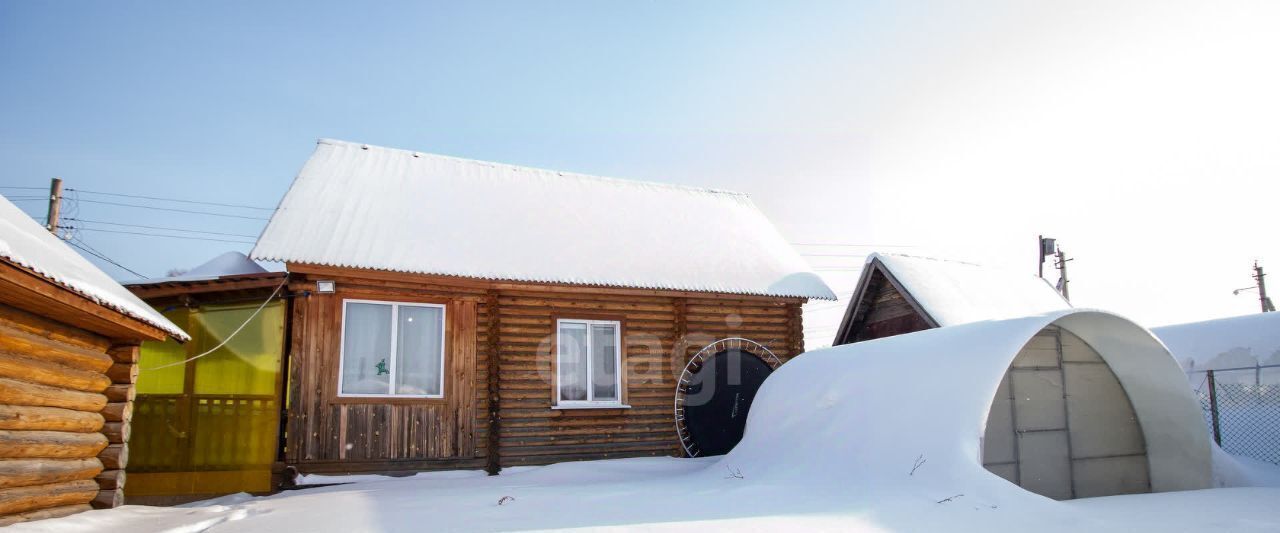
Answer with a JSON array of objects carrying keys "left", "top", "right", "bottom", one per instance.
[{"left": 681, "top": 349, "right": 774, "bottom": 456}]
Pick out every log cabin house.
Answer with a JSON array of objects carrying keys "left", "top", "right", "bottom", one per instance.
[
  {"left": 832, "top": 253, "right": 1070, "bottom": 345},
  {"left": 251, "top": 139, "right": 835, "bottom": 476},
  {"left": 0, "top": 194, "right": 188, "bottom": 524}
]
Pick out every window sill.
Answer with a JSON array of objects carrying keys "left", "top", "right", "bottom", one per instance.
[
  {"left": 552, "top": 403, "right": 631, "bottom": 410},
  {"left": 332, "top": 395, "right": 446, "bottom": 404}
]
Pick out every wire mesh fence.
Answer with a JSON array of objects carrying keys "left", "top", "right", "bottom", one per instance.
[{"left": 1190, "top": 364, "right": 1280, "bottom": 465}]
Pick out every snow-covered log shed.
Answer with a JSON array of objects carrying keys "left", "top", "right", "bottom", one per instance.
[
  {"left": 832, "top": 253, "right": 1070, "bottom": 345},
  {"left": 0, "top": 195, "right": 188, "bottom": 524},
  {"left": 251, "top": 139, "right": 835, "bottom": 476}
]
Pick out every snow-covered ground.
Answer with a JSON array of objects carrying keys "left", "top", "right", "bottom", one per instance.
[
  {"left": 17, "top": 315, "right": 1280, "bottom": 532},
  {"left": 13, "top": 454, "right": 1280, "bottom": 533}
]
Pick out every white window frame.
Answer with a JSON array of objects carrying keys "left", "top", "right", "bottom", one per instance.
[
  {"left": 337, "top": 299, "right": 447, "bottom": 399},
  {"left": 554, "top": 318, "right": 626, "bottom": 408}
]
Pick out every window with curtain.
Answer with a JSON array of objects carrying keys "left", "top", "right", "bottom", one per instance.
[
  {"left": 557, "top": 319, "right": 621, "bottom": 405},
  {"left": 340, "top": 300, "right": 445, "bottom": 397}
]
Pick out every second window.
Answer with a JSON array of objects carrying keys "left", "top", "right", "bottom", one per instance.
[{"left": 557, "top": 319, "right": 621, "bottom": 404}]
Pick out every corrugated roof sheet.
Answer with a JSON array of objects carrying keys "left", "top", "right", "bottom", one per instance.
[
  {"left": 252, "top": 139, "right": 835, "bottom": 300},
  {"left": 0, "top": 194, "right": 189, "bottom": 340}
]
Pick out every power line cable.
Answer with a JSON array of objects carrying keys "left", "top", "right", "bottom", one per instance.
[
  {"left": 800, "top": 253, "right": 871, "bottom": 258},
  {"left": 60, "top": 225, "right": 256, "bottom": 244},
  {"left": 73, "top": 198, "right": 270, "bottom": 220},
  {"left": 65, "top": 238, "right": 147, "bottom": 278},
  {"left": 65, "top": 218, "right": 259, "bottom": 238},
  {"left": 67, "top": 188, "right": 275, "bottom": 211},
  {"left": 0, "top": 186, "right": 46, "bottom": 191},
  {"left": 792, "top": 242, "right": 917, "bottom": 248},
  {"left": 142, "top": 276, "right": 288, "bottom": 371},
  {"left": 63, "top": 189, "right": 80, "bottom": 222}
]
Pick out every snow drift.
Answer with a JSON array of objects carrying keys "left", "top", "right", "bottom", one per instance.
[{"left": 726, "top": 309, "right": 1212, "bottom": 494}]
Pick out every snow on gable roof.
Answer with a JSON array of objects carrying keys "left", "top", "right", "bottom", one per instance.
[
  {"left": 1152, "top": 312, "right": 1280, "bottom": 371},
  {"left": 870, "top": 253, "right": 1071, "bottom": 327},
  {"left": 125, "top": 251, "right": 269, "bottom": 285},
  {"left": 251, "top": 139, "right": 835, "bottom": 300},
  {"left": 0, "top": 195, "right": 188, "bottom": 340}
]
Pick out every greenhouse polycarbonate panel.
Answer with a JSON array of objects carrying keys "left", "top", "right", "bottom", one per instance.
[{"left": 982, "top": 326, "right": 1151, "bottom": 500}]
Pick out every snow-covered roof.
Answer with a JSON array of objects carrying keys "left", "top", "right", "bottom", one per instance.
[
  {"left": 252, "top": 139, "right": 834, "bottom": 300},
  {"left": 871, "top": 253, "right": 1071, "bottom": 327},
  {"left": 0, "top": 195, "right": 188, "bottom": 340},
  {"left": 739, "top": 309, "right": 1211, "bottom": 494},
  {"left": 125, "top": 251, "right": 269, "bottom": 285},
  {"left": 1152, "top": 312, "right": 1280, "bottom": 371}
]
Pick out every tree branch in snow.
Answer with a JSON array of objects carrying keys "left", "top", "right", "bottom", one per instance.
[
  {"left": 936, "top": 494, "right": 964, "bottom": 504},
  {"left": 909, "top": 455, "right": 927, "bottom": 476},
  {"left": 724, "top": 465, "right": 744, "bottom": 479}
]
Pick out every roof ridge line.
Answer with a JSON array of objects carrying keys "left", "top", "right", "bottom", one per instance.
[
  {"left": 315, "top": 138, "right": 751, "bottom": 198},
  {"left": 877, "top": 252, "right": 985, "bottom": 268}
]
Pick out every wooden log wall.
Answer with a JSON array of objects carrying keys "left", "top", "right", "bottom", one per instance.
[
  {"left": 0, "top": 304, "right": 116, "bottom": 526},
  {"left": 496, "top": 292, "right": 800, "bottom": 467},
  {"left": 93, "top": 344, "right": 138, "bottom": 509},
  {"left": 285, "top": 268, "right": 807, "bottom": 475}
]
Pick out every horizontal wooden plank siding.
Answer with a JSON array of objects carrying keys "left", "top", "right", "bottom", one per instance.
[
  {"left": 850, "top": 271, "right": 932, "bottom": 343},
  {"left": 495, "top": 293, "right": 799, "bottom": 466},
  {"left": 285, "top": 274, "right": 487, "bottom": 474},
  {"left": 284, "top": 266, "right": 806, "bottom": 474}
]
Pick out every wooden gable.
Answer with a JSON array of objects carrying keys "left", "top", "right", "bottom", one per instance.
[{"left": 832, "top": 259, "right": 937, "bottom": 345}]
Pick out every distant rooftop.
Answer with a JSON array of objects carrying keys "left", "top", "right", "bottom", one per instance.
[
  {"left": 125, "top": 251, "right": 269, "bottom": 285},
  {"left": 869, "top": 253, "right": 1071, "bottom": 327},
  {"left": 1152, "top": 312, "right": 1280, "bottom": 371}
]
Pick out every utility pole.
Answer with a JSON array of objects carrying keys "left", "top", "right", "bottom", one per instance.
[
  {"left": 1038, "top": 235, "right": 1070, "bottom": 301},
  {"left": 1255, "top": 261, "right": 1275, "bottom": 312},
  {"left": 45, "top": 177, "right": 63, "bottom": 236},
  {"left": 1055, "top": 247, "right": 1071, "bottom": 302}
]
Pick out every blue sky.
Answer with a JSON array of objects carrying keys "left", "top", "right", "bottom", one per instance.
[
  {"left": 3, "top": 1, "right": 1278, "bottom": 341},
  {"left": 1, "top": 1, "right": 879, "bottom": 263}
]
